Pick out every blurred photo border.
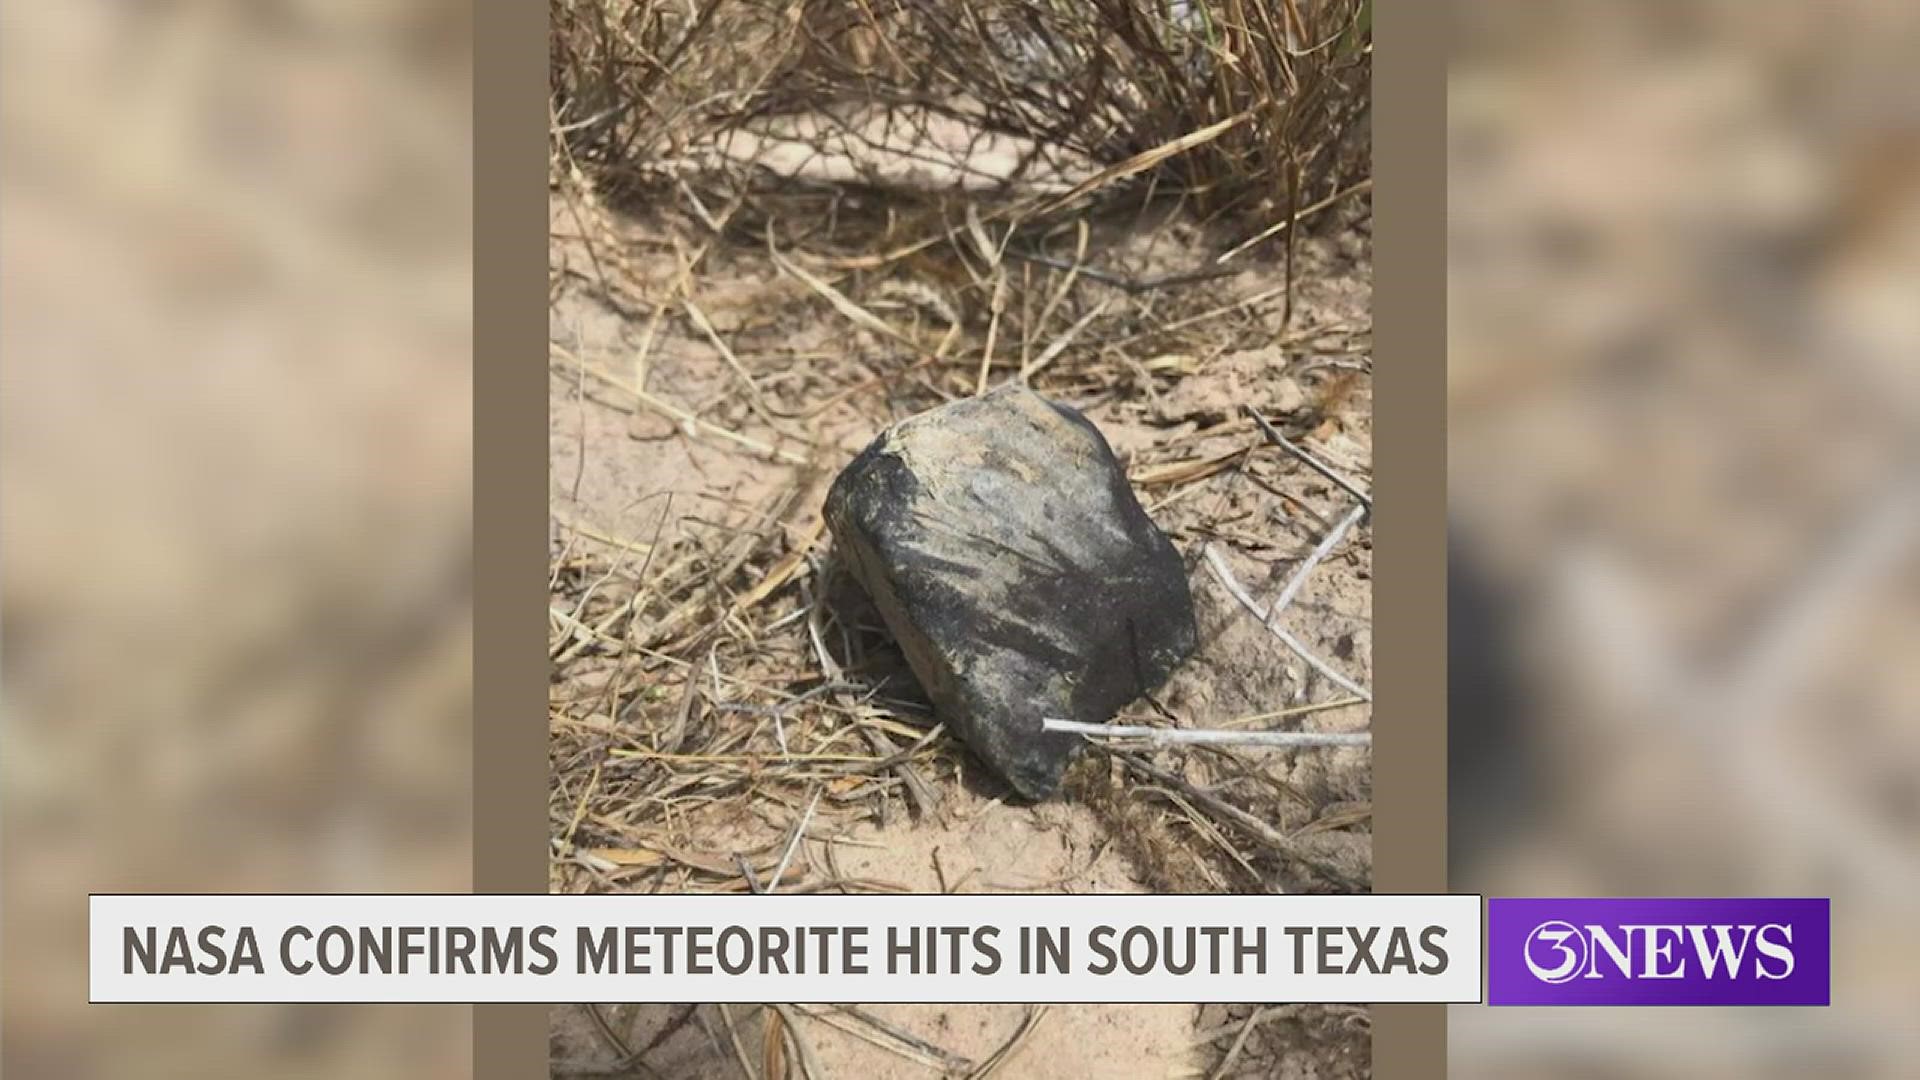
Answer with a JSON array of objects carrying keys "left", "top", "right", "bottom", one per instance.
[
  {"left": 475, "top": 1, "right": 552, "bottom": 1078},
  {"left": 1370, "top": 0, "right": 1454, "bottom": 1074}
]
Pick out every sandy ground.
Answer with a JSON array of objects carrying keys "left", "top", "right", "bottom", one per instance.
[
  {"left": 550, "top": 788, "right": 1201, "bottom": 1078},
  {"left": 548, "top": 189, "right": 1374, "bottom": 1078}
]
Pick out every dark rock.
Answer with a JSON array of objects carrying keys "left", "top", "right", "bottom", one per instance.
[
  {"left": 824, "top": 384, "right": 1198, "bottom": 798},
  {"left": 1447, "top": 526, "right": 1537, "bottom": 884}
]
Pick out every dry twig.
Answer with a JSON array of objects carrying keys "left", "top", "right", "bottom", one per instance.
[{"left": 1043, "top": 718, "right": 1369, "bottom": 749}]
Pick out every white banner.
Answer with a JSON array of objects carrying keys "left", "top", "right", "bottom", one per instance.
[{"left": 90, "top": 893, "right": 1482, "bottom": 1003}]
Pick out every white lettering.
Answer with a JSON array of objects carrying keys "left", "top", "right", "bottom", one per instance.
[
  {"left": 1753, "top": 923, "right": 1795, "bottom": 980},
  {"left": 1583, "top": 924, "right": 1633, "bottom": 978},
  {"left": 1632, "top": 925, "right": 1684, "bottom": 978},
  {"left": 1686, "top": 925, "right": 1754, "bottom": 978}
]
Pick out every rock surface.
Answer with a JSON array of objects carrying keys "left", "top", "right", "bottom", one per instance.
[{"left": 825, "top": 384, "right": 1198, "bottom": 798}]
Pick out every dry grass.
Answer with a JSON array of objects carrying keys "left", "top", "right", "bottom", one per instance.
[
  {"left": 549, "top": 3, "right": 1371, "bottom": 1075},
  {"left": 552, "top": 0, "right": 1369, "bottom": 213}
]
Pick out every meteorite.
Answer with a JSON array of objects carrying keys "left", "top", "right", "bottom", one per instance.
[{"left": 824, "top": 384, "right": 1198, "bottom": 798}]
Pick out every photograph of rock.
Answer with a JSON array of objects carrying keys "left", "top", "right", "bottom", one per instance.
[{"left": 548, "top": 3, "right": 1373, "bottom": 1074}]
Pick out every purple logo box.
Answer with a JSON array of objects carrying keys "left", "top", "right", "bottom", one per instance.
[{"left": 1487, "top": 898, "right": 1830, "bottom": 1006}]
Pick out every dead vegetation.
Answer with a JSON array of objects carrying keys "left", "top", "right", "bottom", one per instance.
[{"left": 549, "top": 1, "right": 1372, "bottom": 1076}]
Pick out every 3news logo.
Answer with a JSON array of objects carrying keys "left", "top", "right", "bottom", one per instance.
[
  {"left": 1487, "top": 898, "right": 1830, "bottom": 1005},
  {"left": 1522, "top": 919, "right": 1794, "bottom": 984}
]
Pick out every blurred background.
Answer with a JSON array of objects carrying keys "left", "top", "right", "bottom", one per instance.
[
  {"left": 1, "top": 2, "right": 474, "bottom": 1078},
  {"left": 1448, "top": 1, "right": 1920, "bottom": 1076},
  {"left": 16, "top": 0, "right": 1919, "bottom": 1076}
]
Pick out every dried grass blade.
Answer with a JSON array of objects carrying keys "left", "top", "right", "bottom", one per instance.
[{"left": 1038, "top": 111, "right": 1257, "bottom": 216}]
